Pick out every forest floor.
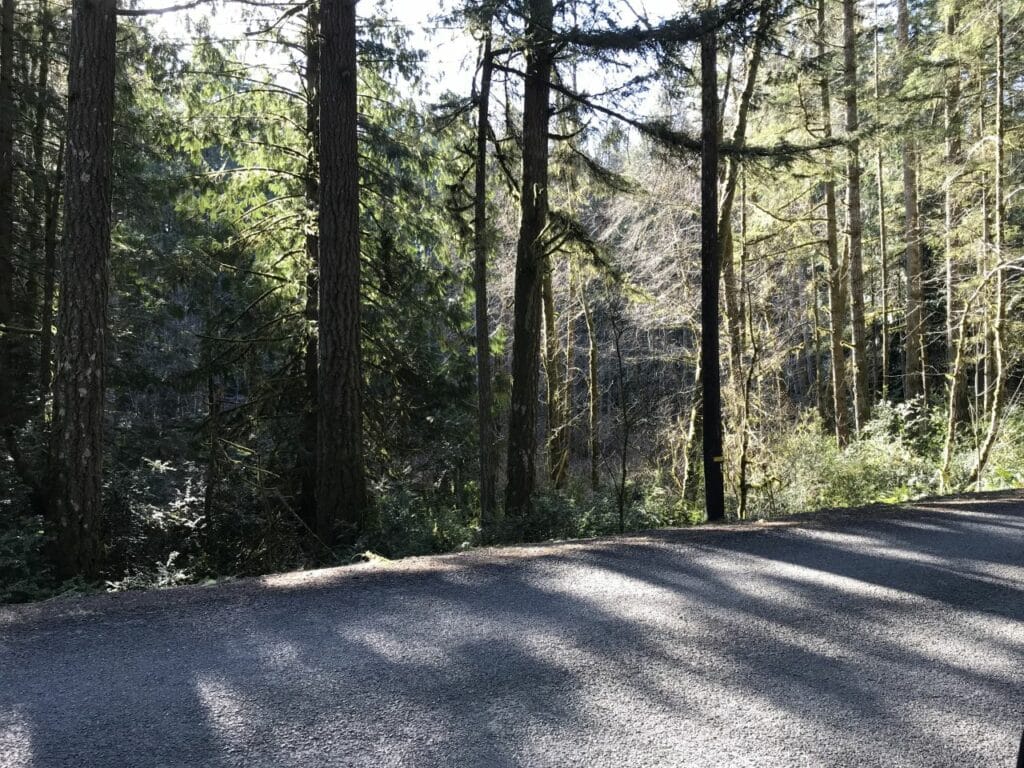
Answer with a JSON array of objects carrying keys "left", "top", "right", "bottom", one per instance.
[{"left": 1, "top": 491, "right": 1022, "bottom": 767}]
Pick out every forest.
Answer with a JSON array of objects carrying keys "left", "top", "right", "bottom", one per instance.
[{"left": 0, "top": 0, "right": 1020, "bottom": 601}]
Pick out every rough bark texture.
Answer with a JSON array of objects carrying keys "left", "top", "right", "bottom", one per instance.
[
  {"left": 504, "top": 0, "right": 554, "bottom": 522},
  {"left": 819, "top": 0, "right": 850, "bottom": 446},
  {"left": 896, "top": 0, "right": 924, "bottom": 401},
  {"left": 701, "top": 29, "right": 725, "bottom": 522},
  {"left": 49, "top": 0, "right": 117, "bottom": 580},
  {"left": 473, "top": 35, "right": 498, "bottom": 529},
  {"left": 317, "top": 0, "right": 368, "bottom": 545},
  {"left": 842, "top": 0, "right": 869, "bottom": 429}
]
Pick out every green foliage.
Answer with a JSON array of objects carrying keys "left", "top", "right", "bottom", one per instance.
[{"left": 752, "top": 412, "right": 937, "bottom": 517}]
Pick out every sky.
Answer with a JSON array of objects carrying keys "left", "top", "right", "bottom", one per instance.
[{"left": 140, "top": 0, "right": 685, "bottom": 101}]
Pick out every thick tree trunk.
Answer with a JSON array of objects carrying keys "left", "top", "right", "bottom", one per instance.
[
  {"left": 317, "top": 0, "right": 368, "bottom": 545},
  {"left": 700, "top": 29, "right": 725, "bottom": 522},
  {"left": 48, "top": 0, "right": 117, "bottom": 580},
  {"left": 842, "top": 0, "right": 869, "bottom": 430},
  {"left": 819, "top": 0, "right": 850, "bottom": 446},
  {"left": 896, "top": 0, "right": 924, "bottom": 402},
  {"left": 473, "top": 35, "right": 498, "bottom": 530},
  {"left": 300, "top": 2, "right": 319, "bottom": 529},
  {"left": 504, "top": 0, "right": 554, "bottom": 522}
]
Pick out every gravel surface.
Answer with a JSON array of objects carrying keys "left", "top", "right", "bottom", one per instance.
[{"left": 1, "top": 492, "right": 1022, "bottom": 767}]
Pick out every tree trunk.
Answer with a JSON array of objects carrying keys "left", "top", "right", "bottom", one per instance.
[
  {"left": 300, "top": 1, "right": 319, "bottom": 529},
  {"left": 895, "top": 0, "right": 924, "bottom": 402},
  {"left": 611, "top": 317, "right": 628, "bottom": 533},
  {"left": 718, "top": 0, "right": 770, "bottom": 373},
  {"left": 819, "top": 0, "right": 850, "bottom": 446},
  {"left": 317, "top": 0, "right": 368, "bottom": 545},
  {"left": 842, "top": 0, "right": 869, "bottom": 430},
  {"left": 873, "top": 1, "right": 889, "bottom": 402},
  {"left": 580, "top": 272, "right": 600, "bottom": 490},
  {"left": 473, "top": 34, "right": 498, "bottom": 531},
  {"left": 968, "top": 2, "right": 1005, "bottom": 487},
  {"left": 943, "top": 11, "right": 967, "bottom": 429},
  {"left": 681, "top": 350, "right": 703, "bottom": 502},
  {"left": 700, "top": 29, "right": 725, "bottom": 522},
  {"left": 542, "top": 266, "right": 568, "bottom": 489},
  {"left": 504, "top": 0, "right": 554, "bottom": 522},
  {"left": 48, "top": 0, "right": 117, "bottom": 580}
]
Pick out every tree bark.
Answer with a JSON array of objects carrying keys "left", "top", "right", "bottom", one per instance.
[
  {"left": 317, "top": 0, "right": 368, "bottom": 545},
  {"left": 48, "top": 0, "right": 117, "bottom": 579},
  {"left": 701, "top": 28, "right": 725, "bottom": 522},
  {"left": 504, "top": 0, "right": 554, "bottom": 522},
  {"left": 842, "top": 0, "right": 869, "bottom": 429},
  {"left": 895, "top": 0, "right": 924, "bottom": 402},
  {"left": 819, "top": 0, "right": 850, "bottom": 446},
  {"left": 473, "top": 34, "right": 498, "bottom": 530}
]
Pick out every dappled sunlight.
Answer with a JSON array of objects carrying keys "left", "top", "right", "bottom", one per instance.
[{"left": 0, "top": 709, "right": 33, "bottom": 768}]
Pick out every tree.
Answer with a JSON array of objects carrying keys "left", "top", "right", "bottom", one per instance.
[
  {"left": 896, "top": 0, "right": 924, "bottom": 402},
  {"left": 842, "top": 0, "right": 869, "bottom": 428},
  {"left": 818, "top": 0, "right": 850, "bottom": 446},
  {"left": 48, "top": 0, "right": 117, "bottom": 579},
  {"left": 504, "top": 0, "right": 555, "bottom": 522},
  {"left": 473, "top": 32, "right": 499, "bottom": 532},
  {"left": 701, "top": 26, "right": 725, "bottom": 522},
  {"left": 317, "top": 0, "right": 368, "bottom": 545}
]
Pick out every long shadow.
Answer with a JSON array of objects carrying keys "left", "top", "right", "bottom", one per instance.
[{"left": 0, "top": 496, "right": 1021, "bottom": 767}]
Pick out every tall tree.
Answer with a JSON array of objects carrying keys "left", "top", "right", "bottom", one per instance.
[
  {"left": 504, "top": 0, "right": 554, "bottom": 522},
  {"left": 317, "top": 0, "right": 368, "bottom": 545},
  {"left": 842, "top": 0, "right": 869, "bottom": 428},
  {"left": 701, "top": 26, "right": 725, "bottom": 522},
  {"left": 473, "top": 32, "right": 498, "bottom": 531},
  {"left": 896, "top": 0, "right": 924, "bottom": 401},
  {"left": 48, "top": 0, "right": 118, "bottom": 579},
  {"left": 819, "top": 0, "right": 850, "bottom": 445}
]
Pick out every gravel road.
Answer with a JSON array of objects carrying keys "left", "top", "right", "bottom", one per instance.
[{"left": 1, "top": 492, "right": 1022, "bottom": 767}]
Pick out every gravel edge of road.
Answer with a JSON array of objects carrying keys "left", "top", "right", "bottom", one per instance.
[{"left": 2, "top": 488, "right": 1021, "bottom": 629}]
